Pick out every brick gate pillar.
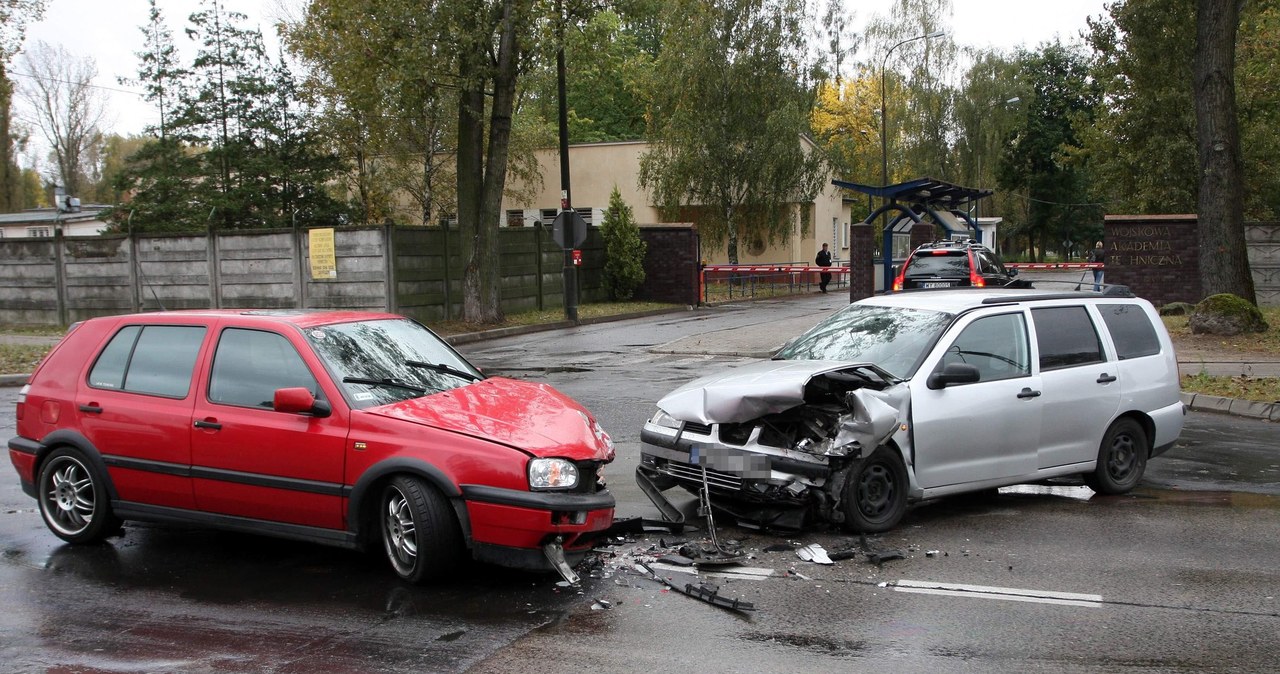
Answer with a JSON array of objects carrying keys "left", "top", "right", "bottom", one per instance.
[{"left": 849, "top": 223, "right": 875, "bottom": 301}]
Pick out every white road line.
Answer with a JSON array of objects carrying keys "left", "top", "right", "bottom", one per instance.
[{"left": 893, "top": 580, "right": 1103, "bottom": 608}]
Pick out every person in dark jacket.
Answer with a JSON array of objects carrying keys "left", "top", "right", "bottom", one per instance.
[
  {"left": 1088, "top": 241, "right": 1105, "bottom": 291},
  {"left": 816, "top": 243, "right": 833, "bottom": 293}
]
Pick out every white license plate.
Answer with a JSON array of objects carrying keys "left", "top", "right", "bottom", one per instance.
[{"left": 922, "top": 282, "right": 952, "bottom": 288}]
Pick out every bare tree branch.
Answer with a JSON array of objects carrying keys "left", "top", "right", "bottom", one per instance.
[{"left": 17, "top": 41, "right": 107, "bottom": 197}]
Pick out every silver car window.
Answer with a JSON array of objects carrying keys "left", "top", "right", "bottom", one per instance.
[
  {"left": 1031, "top": 306, "right": 1106, "bottom": 370},
  {"left": 939, "top": 312, "right": 1031, "bottom": 382}
]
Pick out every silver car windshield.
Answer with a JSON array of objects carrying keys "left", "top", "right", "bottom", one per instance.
[
  {"left": 304, "top": 318, "right": 483, "bottom": 407},
  {"left": 775, "top": 304, "right": 954, "bottom": 378}
]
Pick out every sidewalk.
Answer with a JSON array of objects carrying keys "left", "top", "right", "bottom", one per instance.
[{"left": 2, "top": 299, "right": 1276, "bottom": 421}]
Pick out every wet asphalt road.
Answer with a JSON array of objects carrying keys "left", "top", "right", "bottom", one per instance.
[{"left": 2, "top": 294, "right": 1279, "bottom": 672}]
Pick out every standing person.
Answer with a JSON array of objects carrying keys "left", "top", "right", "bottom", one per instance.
[
  {"left": 1089, "top": 241, "right": 1105, "bottom": 291},
  {"left": 816, "top": 243, "right": 833, "bottom": 293}
]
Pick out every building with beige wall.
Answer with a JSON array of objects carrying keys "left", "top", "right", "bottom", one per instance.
[{"left": 499, "top": 139, "right": 853, "bottom": 266}]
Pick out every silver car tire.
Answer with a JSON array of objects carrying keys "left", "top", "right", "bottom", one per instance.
[
  {"left": 841, "top": 446, "right": 909, "bottom": 533},
  {"left": 1085, "top": 418, "right": 1148, "bottom": 495}
]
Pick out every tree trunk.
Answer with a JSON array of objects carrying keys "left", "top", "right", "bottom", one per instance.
[
  {"left": 456, "top": 3, "right": 495, "bottom": 324},
  {"left": 1194, "top": 0, "right": 1253, "bottom": 303},
  {"left": 724, "top": 204, "right": 739, "bottom": 264},
  {"left": 457, "top": 79, "right": 486, "bottom": 321},
  {"left": 457, "top": 0, "right": 528, "bottom": 325},
  {"left": 420, "top": 145, "right": 433, "bottom": 226}
]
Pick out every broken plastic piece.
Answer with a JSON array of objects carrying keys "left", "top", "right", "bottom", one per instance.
[
  {"left": 601, "top": 516, "right": 686, "bottom": 536},
  {"left": 690, "top": 551, "right": 749, "bottom": 567},
  {"left": 865, "top": 549, "right": 905, "bottom": 564},
  {"left": 635, "top": 467, "right": 687, "bottom": 524},
  {"left": 679, "top": 581, "right": 756, "bottom": 612},
  {"left": 637, "top": 564, "right": 757, "bottom": 613},
  {"left": 796, "top": 543, "right": 833, "bottom": 565},
  {"left": 827, "top": 548, "right": 861, "bottom": 562},
  {"left": 543, "top": 539, "right": 580, "bottom": 585}
]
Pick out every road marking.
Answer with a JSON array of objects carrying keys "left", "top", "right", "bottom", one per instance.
[{"left": 892, "top": 580, "right": 1103, "bottom": 608}]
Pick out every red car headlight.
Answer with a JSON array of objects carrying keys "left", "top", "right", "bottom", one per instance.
[{"left": 528, "top": 458, "right": 579, "bottom": 490}]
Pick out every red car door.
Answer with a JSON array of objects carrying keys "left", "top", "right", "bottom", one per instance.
[
  {"left": 189, "top": 324, "right": 349, "bottom": 530},
  {"left": 76, "top": 322, "right": 208, "bottom": 510}
]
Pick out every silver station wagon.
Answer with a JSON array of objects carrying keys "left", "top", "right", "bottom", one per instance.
[{"left": 637, "top": 289, "right": 1186, "bottom": 533}]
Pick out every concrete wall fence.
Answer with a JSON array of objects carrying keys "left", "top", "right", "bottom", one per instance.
[{"left": 0, "top": 224, "right": 701, "bottom": 326}]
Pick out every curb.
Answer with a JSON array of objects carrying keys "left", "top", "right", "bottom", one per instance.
[
  {"left": 0, "top": 374, "right": 26, "bottom": 387},
  {"left": 1181, "top": 391, "right": 1280, "bottom": 422}
]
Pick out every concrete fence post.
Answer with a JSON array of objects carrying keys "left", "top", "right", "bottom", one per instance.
[
  {"left": 128, "top": 231, "right": 141, "bottom": 313},
  {"left": 208, "top": 229, "right": 222, "bottom": 309},
  {"left": 54, "top": 229, "right": 67, "bottom": 326},
  {"left": 441, "top": 222, "right": 452, "bottom": 320},
  {"left": 384, "top": 223, "right": 396, "bottom": 312},
  {"left": 292, "top": 225, "right": 305, "bottom": 309},
  {"left": 536, "top": 223, "right": 545, "bottom": 311}
]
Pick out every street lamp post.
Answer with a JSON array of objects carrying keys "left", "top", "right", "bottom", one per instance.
[
  {"left": 880, "top": 30, "right": 945, "bottom": 192},
  {"left": 975, "top": 96, "right": 1020, "bottom": 220},
  {"left": 859, "top": 129, "right": 873, "bottom": 217},
  {"left": 878, "top": 30, "right": 943, "bottom": 293}
]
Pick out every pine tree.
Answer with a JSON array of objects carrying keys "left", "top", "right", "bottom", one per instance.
[
  {"left": 600, "top": 187, "right": 646, "bottom": 301},
  {"left": 119, "top": 0, "right": 345, "bottom": 232}
]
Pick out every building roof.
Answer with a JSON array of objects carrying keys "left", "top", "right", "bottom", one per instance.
[
  {"left": 831, "top": 177, "right": 992, "bottom": 206},
  {"left": 0, "top": 205, "right": 112, "bottom": 226}
]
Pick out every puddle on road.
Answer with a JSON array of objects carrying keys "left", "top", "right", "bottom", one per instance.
[
  {"left": 739, "top": 631, "right": 868, "bottom": 658},
  {"left": 992, "top": 483, "right": 1280, "bottom": 510},
  {"left": 1128, "top": 488, "right": 1280, "bottom": 509}
]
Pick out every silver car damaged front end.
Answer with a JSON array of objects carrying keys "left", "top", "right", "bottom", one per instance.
[{"left": 636, "top": 360, "right": 908, "bottom": 530}]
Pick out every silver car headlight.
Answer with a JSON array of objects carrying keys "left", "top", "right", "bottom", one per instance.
[
  {"left": 528, "top": 458, "right": 579, "bottom": 490},
  {"left": 649, "top": 408, "right": 682, "bottom": 429}
]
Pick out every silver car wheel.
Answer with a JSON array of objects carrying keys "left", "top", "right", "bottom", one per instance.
[
  {"left": 40, "top": 455, "right": 97, "bottom": 536},
  {"left": 383, "top": 485, "right": 419, "bottom": 575}
]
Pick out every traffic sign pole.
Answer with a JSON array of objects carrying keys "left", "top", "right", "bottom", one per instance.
[{"left": 552, "top": 208, "right": 585, "bottom": 323}]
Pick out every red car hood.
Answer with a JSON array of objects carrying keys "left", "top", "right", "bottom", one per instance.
[{"left": 369, "top": 377, "right": 615, "bottom": 462}]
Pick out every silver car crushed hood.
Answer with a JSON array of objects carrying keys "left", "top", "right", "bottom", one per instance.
[{"left": 656, "top": 359, "right": 898, "bottom": 425}]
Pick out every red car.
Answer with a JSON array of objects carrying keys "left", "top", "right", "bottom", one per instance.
[{"left": 8, "top": 310, "right": 615, "bottom": 582}]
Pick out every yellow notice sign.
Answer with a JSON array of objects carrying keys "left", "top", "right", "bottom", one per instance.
[{"left": 309, "top": 228, "right": 337, "bottom": 279}]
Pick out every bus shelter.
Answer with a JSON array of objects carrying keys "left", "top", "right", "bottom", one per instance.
[{"left": 832, "top": 177, "right": 992, "bottom": 293}]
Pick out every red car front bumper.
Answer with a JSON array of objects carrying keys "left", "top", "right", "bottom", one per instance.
[{"left": 459, "top": 485, "right": 615, "bottom": 571}]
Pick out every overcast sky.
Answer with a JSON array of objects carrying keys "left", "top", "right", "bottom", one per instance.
[{"left": 13, "top": 0, "right": 1110, "bottom": 164}]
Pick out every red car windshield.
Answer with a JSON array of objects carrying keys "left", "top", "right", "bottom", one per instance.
[{"left": 305, "top": 318, "right": 483, "bottom": 407}]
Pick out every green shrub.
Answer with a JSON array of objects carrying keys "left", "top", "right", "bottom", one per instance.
[{"left": 600, "top": 187, "right": 647, "bottom": 301}]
